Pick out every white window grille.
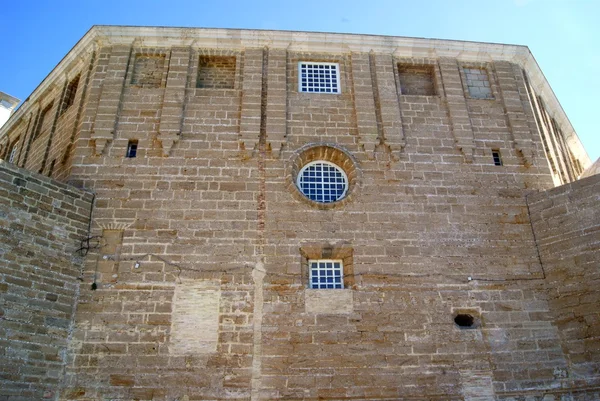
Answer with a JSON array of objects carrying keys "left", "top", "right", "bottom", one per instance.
[
  {"left": 299, "top": 62, "right": 340, "bottom": 93},
  {"left": 309, "top": 259, "right": 343, "bottom": 289},
  {"left": 297, "top": 161, "right": 348, "bottom": 203}
]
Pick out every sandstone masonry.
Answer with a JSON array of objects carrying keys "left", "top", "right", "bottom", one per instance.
[
  {"left": 0, "top": 27, "right": 597, "bottom": 400},
  {"left": 0, "top": 161, "right": 93, "bottom": 400}
]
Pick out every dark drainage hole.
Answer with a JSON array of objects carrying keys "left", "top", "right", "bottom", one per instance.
[{"left": 454, "top": 314, "right": 475, "bottom": 328}]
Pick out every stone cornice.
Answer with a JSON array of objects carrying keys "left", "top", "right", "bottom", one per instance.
[{"left": 0, "top": 25, "right": 589, "bottom": 164}]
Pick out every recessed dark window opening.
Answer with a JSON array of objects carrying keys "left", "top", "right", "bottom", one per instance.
[
  {"left": 454, "top": 314, "right": 475, "bottom": 328},
  {"left": 492, "top": 150, "right": 503, "bottom": 166},
  {"left": 33, "top": 102, "right": 54, "bottom": 139},
  {"left": 126, "top": 140, "right": 138, "bottom": 158},
  {"left": 60, "top": 74, "right": 80, "bottom": 115}
]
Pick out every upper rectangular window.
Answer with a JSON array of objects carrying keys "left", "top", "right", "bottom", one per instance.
[
  {"left": 464, "top": 67, "right": 493, "bottom": 99},
  {"left": 60, "top": 74, "right": 80, "bottom": 115},
  {"left": 131, "top": 55, "right": 166, "bottom": 88},
  {"left": 197, "top": 55, "right": 236, "bottom": 89},
  {"left": 33, "top": 102, "right": 54, "bottom": 140},
  {"left": 299, "top": 62, "right": 340, "bottom": 94},
  {"left": 309, "top": 259, "right": 343, "bottom": 289},
  {"left": 398, "top": 64, "right": 436, "bottom": 96}
]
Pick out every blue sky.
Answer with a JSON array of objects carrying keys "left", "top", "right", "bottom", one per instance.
[{"left": 2, "top": 0, "right": 598, "bottom": 160}]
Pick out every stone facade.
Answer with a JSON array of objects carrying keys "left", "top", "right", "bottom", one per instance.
[
  {"left": 0, "top": 27, "right": 597, "bottom": 400},
  {"left": 0, "top": 161, "right": 93, "bottom": 400}
]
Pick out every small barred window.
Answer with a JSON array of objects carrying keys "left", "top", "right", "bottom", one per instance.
[
  {"left": 299, "top": 62, "right": 340, "bottom": 93},
  {"left": 126, "top": 140, "right": 138, "bottom": 158},
  {"left": 309, "top": 259, "right": 344, "bottom": 289},
  {"left": 492, "top": 150, "right": 503, "bottom": 166},
  {"left": 297, "top": 161, "right": 348, "bottom": 203}
]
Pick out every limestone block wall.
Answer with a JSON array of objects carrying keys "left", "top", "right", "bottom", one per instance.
[
  {"left": 528, "top": 174, "right": 600, "bottom": 388},
  {"left": 60, "top": 46, "right": 256, "bottom": 401},
  {"left": 0, "top": 161, "right": 93, "bottom": 400},
  {"left": 0, "top": 31, "right": 596, "bottom": 400},
  {"left": 56, "top": 44, "right": 576, "bottom": 400}
]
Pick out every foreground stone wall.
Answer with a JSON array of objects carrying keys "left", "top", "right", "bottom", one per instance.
[
  {"left": 0, "top": 161, "right": 93, "bottom": 400},
  {"left": 529, "top": 174, "right": 600, "bottom": 389}
]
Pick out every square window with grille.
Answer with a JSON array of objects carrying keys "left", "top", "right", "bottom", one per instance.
[
  {"left": 299, "top": 62, "right": 340, "bottom": 94},
  {"left": 309, "top": 259, "right": 344, "bottom": 289}
]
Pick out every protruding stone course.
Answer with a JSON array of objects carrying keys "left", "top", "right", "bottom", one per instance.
[
  {"left": 265, "top": 49, "right": 287, "bottom": 158},
  {"left": 439, "top": 58, "right": 476, "bottom": 162},
  {"left": 494, "top": 61, "right": 536, "bottom": 165},
  {"left": 158, "top": 47, "right": 191, "bottom": 156},
  {"left": 372, "top": 53, "right": 405, "bottom": 156},
  {"left": 350, "top": 52, "right": 378, "bottom": 156},
  {"left": 240, "top": 48, "right": 264, "bottom": 155},
  {"left": 0, "top": 161, "right": 93, "bottom": 400},
  {"left": 92, "top": 45, "right": 131, "bottom": 155}
]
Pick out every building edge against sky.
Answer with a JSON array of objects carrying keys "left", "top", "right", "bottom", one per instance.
[
  {"left": 0, "top": 26, "right": 598, "bottom": 400},
  {"left": 0, "top": 91, "right": 20, "bottom": 129},
  {"left": 0, "top": 25, "right": 592, "bottom": 181}
]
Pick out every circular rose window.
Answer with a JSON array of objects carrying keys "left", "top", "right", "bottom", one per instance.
[
  {"left": 287, "top": 144, "right": 360, "bottom": 209},
  {"left": 297, "top": 161, "right": 348, "bottom": 203}
]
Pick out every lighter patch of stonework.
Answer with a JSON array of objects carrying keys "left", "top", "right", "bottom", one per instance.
[
  {"left": 251, "top": 263, "right": 266, "bottom": 401},
  {"left": 460, "top": 370, "right": 495, "bottom": 400},
  {"left": 305, "top": 289, "right": 353, "bottom": 314},
  {"left": 170, "top": 280, "right": 220, "bottom": 354}
]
